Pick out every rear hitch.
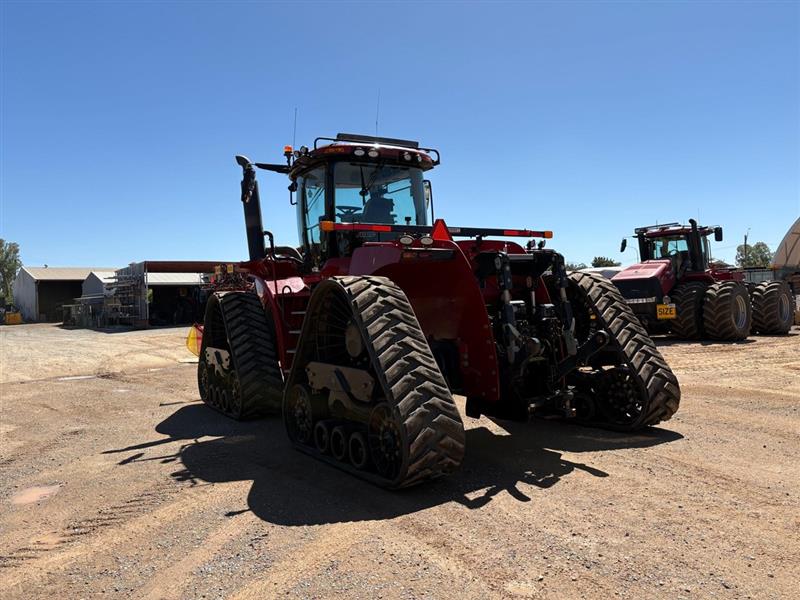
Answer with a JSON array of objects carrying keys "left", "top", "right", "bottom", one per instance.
[{"left": 529, "top": 390, "right": 576, "bottom": 419}]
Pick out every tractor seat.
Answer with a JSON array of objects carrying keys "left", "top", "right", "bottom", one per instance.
[{"left": 362, "top": 196, "right": 395, "bottom": 224}]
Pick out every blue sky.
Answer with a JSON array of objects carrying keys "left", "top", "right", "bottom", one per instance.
[{"left": 2, "top": 1, "right": 798, "bottom": 268}]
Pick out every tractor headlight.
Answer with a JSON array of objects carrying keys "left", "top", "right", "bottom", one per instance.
[
  {"left": 368, "top": 148, "right": 380, "bottom": 158},
  {"left": 353, "top": 147, "right": 365, "bottom": 157},
  {"left": 420, "top": 235, "right": 434, "bottom": 246},
  {"left": 399, "top": 235, "right": 414, "bottom": 246}
]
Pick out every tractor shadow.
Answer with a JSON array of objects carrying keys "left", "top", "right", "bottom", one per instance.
[{"left": 107, "top": 404, "right": 682, "bottom": 526}]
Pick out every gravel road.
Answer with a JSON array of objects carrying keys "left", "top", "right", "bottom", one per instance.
[{"left": 1, "top": 323, "right": 798, "bottom": 599}]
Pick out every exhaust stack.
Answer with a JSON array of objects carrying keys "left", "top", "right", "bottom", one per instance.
[{"left": 236, "top": 155, "right": 266, "bottom": 262}]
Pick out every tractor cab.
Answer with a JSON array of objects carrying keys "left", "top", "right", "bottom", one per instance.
[
  {"left": 288, "top": 133, "right": 439, "bottom": 265},
  {"left": 634, "top": 219, "right": 722, "bottom": 279},
  {"left": 625, "top": 220, "right": 723, "bottom": 279}
]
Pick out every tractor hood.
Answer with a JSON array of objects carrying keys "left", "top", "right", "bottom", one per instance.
[{"left": 611, "top": 260, "right": 675, "bottom": 300}]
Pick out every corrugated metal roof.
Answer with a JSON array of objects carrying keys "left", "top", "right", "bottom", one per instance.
[
  {"left": 145, "top": 272, "right": 206, "bottom": 285},
  {"left": 21, "top": 267, "right": 118, "bottom": 281},
  {"left": 86, "top": 271, "right": 117, "bottom": 283}
]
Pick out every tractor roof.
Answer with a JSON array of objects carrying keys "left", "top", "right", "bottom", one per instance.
[
  {"left": 635, "top": 222, "right": 719, "bottom": 238},
  {"left": 288, "top": 133, "right": 439, "bottom": 178}
]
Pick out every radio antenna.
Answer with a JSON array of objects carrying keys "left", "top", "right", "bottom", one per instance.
[
  {"left": 375, "top": 89, "right": 381, "bottom": 137},
  {"left": 292, "top": 107, "right": 298, "bottom": 148}
]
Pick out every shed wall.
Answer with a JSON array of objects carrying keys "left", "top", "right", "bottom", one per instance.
[{"left": 12, "top": 270, "right": 37, "bottom": 321}]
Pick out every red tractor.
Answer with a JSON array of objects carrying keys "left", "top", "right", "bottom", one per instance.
[
  {"left": 612, "top": 221, "right": 795, "bottom": 340},
  {"left": 194, "top": 133, "right": 680, "bottom": 488}
]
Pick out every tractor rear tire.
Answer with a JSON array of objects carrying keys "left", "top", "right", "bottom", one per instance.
[
  {"left": 669, "top": 281, "right": 707, "bottom": 339},
  {"left": 568, "top": 272, "right": 681, "bottom": 430},
  {"left": 751, "top": 280, "right": 794, "bottom": 335},
  {"left": 703, "top": 281, "right": 752, "bottom": 341},
  {"left": 199, "top": 291, "right": 284, "bottom": 419},
  {"left": 284, "top": 275, "right": 465, "bottom": 488}
]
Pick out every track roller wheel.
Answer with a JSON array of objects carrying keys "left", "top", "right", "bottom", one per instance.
[
  {"left": 669, "top": 281, "right": 707, "bottom": 339},
  {"left": 283, "top": 275, "right": 465, "bottom": 488},
  {"left": 751, "top": 280, "right": 793, "bottom": 334},
  {"left": 314, "top": 421, "right": 331, "bottom": 454},
  {"left": 330, "top": 426, "right": 348, "bottom": 462},
  {"left": 349, "top": 432, "right": 369, "bottom": 470},
  {"left": 568, "top": 272, "right": 681, "bottom": 430},
  {"left": 703, "top": 281, "right": 752, "bottom": 340}
]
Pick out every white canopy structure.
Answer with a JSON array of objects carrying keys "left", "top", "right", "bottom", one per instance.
[{"left": 773, "top": 217, "right": 800, "bottom": 268}]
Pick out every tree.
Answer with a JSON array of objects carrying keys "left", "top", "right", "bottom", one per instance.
[
  {"left": 565, "top": 261, "right": 588, "bottom": 272},
  {"left": 591, "top": 256, "right": 621, "bottom": 268},
  {"left": 0, "top": 239, "right": 22, "bottom": 305},
  {"left": 735, "top": 241, "right": 772, "bottom": 268}
]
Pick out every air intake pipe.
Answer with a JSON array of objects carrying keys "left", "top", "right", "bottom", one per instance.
[
  {"left": 236, "top": 155, "right": 266, "bottom": 262},
  {"left": 688, "top": 218, "right": 702, "bottom": 271}
]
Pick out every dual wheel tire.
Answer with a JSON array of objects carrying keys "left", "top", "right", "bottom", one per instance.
[
  {"left": 751, "top": 280, "right": 794, "bottom": 334},
  {"left": 670, "top": 279, "right": 793, "bottom": 340},
  {"left": 670, "top": 281, "right": 751, "bottom": 340}
]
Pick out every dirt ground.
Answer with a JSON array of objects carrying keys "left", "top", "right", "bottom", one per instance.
[{"left": 1, "top": 323, "right": 798, "bottom": 599}]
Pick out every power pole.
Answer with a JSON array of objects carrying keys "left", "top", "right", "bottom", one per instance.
[{"left": 743, "top": 229, "right": 750, "bottom": 266}]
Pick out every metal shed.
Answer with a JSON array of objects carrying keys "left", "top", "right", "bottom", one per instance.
[
  {"left": 12, "top": 266, "right": 116, "bottom": 322},
  {"left": 110, "top": 261, "right": 222, "bottom": 327}
]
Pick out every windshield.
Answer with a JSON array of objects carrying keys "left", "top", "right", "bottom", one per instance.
[
  {"left": 333, "top": 163, "right": 427, "bottom": 226},
  {"left": 647, "top": 236, "right": 689, "bottom": 259}
]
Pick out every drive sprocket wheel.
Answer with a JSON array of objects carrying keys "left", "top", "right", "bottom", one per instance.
[
  {"left": 567, "top": 272, "right": 681, "bottom": 430},
  {"left": 283, "top": 275, "right": 466, "bottom": 488}
]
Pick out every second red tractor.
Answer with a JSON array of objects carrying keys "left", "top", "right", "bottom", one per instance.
[{"left": 612, "top": 221, "right": 794, "bottom": 340}]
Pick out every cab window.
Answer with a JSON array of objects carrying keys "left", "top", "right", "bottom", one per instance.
[
  {"left": 297, "top": 166, "right": 326, "bottom": 249},
  {"left": 333, "top": 163, "right": 427, "bottom": 226}
]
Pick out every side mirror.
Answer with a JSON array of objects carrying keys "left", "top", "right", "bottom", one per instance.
[
  {"left": 714, "top": 227, "right": 723, "bottom": 242},
  {"left": 620, "top": 238, "right": 627, "bottom": 253},
  {"left": 235, "top": 155, "right": 251, "bottom": 168}
]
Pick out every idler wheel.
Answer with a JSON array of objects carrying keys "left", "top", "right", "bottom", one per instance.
[
  {"left": 368, "top": 403, "right": 403, "bottom": 480},
  {"left": 285, "top": 384, "right": 314, "bottom": 445}
]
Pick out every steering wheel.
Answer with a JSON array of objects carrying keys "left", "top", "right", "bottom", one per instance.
[{"left": 336, "top": 205, "right": 361, "bottom": 217}]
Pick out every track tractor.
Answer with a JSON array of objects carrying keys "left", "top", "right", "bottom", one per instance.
[
  {"left": 612, "top": 221, "right": 795, "bottom": 340},
  {"left": 192, "top": 133, "right": 680, "bottom": 488}
]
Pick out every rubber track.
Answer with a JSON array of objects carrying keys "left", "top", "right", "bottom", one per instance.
[
  {"left": 215, "top": 291, "right": 283, "bottom": 418},
  {"left": 751, "top": 280, "right": 793, "bottom": 335},
  {"left": 288, "top": 276, "right": 466, "bottom": 488},
  {"left": 669, "top": 282, "right": 707, "bottom": 339},
  {"left": 703, "top": 281, "right": 751, "bottom": 341},
  {"left": 569, "top": 272, "right": 681, "bottom": 429}
]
